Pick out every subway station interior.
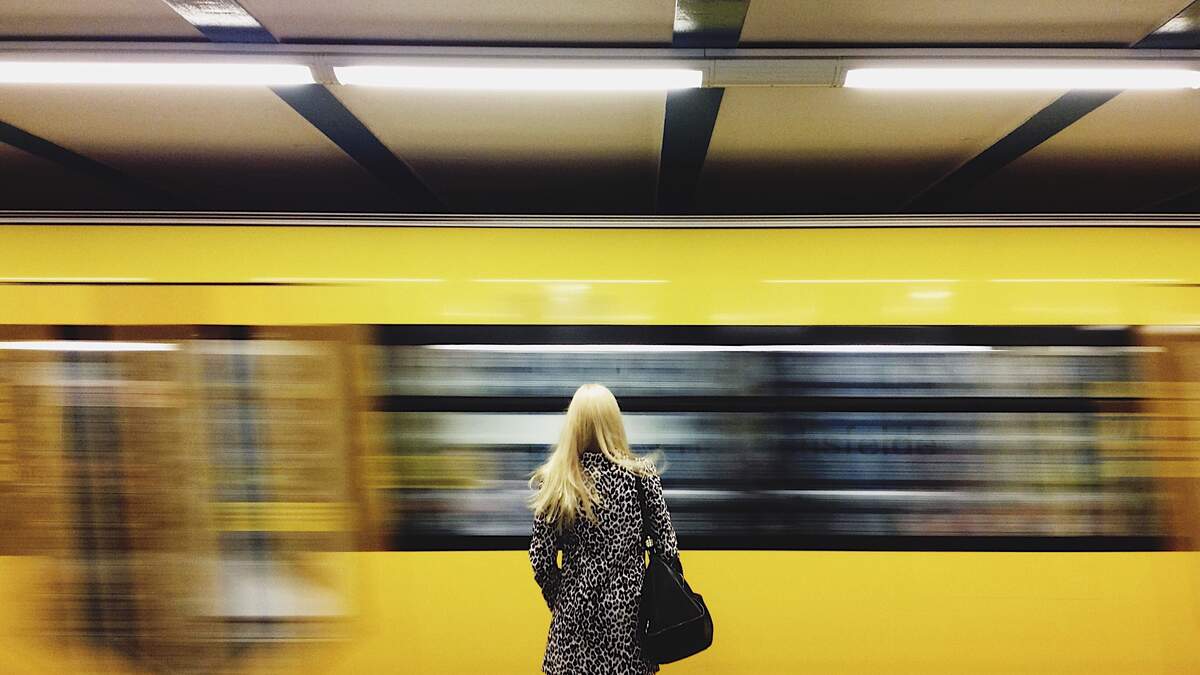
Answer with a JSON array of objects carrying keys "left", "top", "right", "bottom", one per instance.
[{"left": 2, "top": 2, "right": 1200, "bottom": 674}]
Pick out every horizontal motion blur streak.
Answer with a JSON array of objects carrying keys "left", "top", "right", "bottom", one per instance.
[{"left": 424, "top": 344, "right": 995, "bottom": 353}]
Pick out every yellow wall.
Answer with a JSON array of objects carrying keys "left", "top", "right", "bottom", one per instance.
[
  {"left": 6, "top": 551, "right": 1200, "bottom": 674},
  {"left": 0, "top": 225, "right": 1197, "bottom": 325}
]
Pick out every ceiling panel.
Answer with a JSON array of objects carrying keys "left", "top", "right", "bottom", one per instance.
[
  {"left": 331, "top": 87, "right": 665, "bottom": 213},
  {"left": 0, "top": 0, "right": 202, "bottom": 39},
  {"left": 0, "top": 86, "right": 399, "bottom": 211},
  {"left": 740, "top": 1, "right": 1189, "bottom": 45},
  {"left": 943, "top": 91, "right": 1200, "bottom": 213},
  {"left": 240, "top": 0, "right": 675, "bottom": 44},
  {"left": 0, "top": 143, "right": 140, "bottom": 209},
  {"left": 697, "top": 88, "right": 1061, "bottom": 214}
]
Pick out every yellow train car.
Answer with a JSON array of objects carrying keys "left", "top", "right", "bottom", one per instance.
[{"left": 1, "top": 214, "right": 1199, "bottom": 674}]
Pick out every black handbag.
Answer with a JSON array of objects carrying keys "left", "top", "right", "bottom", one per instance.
[{"left": 636, "top": 476, "right": 713, "bottom": 664}]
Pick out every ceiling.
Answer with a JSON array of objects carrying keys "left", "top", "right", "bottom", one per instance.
[
  {"left": 0, "top": 0, "right": 1198, "bottom": 215},
  {"left": 739, "top": 1, "right": 1189, "bottom": 45}
]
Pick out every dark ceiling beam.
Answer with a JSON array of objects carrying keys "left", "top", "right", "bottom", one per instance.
[
  {"left": 905, "top": 91, "right": 1117, "bottom": 211},
  {"left": 271, "top": 86, "right": 442, "bottom": 210},
  {"left": 1144, "top": 185, "right": 1200, "bottom": 212},
  {"left": 1136, "top": 1, "right": 1200, "bottom": 211},
  {"left": 672, "top": 0, "right": 751, "bottom": 48},
  {"left": 656, "top": 0, "right": 750, "bottom": 214},
  {"left": 0, "top": 119, "right": 185, "bottom": 208},
  {"left": 657, "top": 88, "right": 725, "bottom": 214},
  {"left": 904, "top": 2, "right": 1200, "bottom": 212},
  {"left": 160, "top": 0, "right": 443, "bottom": 211},
  {"left": 1136, "top": 0, "right": 1200, "bottom": 49},
  {"left": 160, "top": 0, "right": 275, "bottom": 43}
]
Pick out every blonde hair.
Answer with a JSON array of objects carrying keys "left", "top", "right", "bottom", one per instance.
[{"left": 529, "top": 384, "right": 655, "bottom": 529}]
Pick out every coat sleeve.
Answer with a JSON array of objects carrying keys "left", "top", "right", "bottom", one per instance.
[
  {"left": 645, "top": 473, "right": 679, "bottom": 560},
  {"left": 529, "top": 515, "right": 562, "bottom": 609}
]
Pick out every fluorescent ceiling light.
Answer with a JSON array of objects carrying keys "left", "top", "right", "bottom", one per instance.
[
  {"left": 844, "top": 67, "right": 1200, "bottom": 90},
  {"left": 472, "top": 278, "right": 667, "bottom": 284},
  {"left": 425, "top": 344, "right": 992, "bottom": 354},
  {"left": 0, "top": 341, "right": 178, "bottom": 352},
  {"left": 0, "top": 61, "right": 314, "bottom": 86},
  {"left": 333, "top": 66, "right": 703, "bottom": 90}
]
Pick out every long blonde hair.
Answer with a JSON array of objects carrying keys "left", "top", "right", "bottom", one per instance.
[{"left": 529, "top": 384, "right": 655, "bottom": 529}]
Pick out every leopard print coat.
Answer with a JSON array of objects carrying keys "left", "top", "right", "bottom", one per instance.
[{"left": 530, "top": 450, "right": 679, "bottom": 675}]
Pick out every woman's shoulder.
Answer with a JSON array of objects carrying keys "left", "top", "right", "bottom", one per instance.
[{"left": 581, "top": 450, "right": 659, "bottom": 479}]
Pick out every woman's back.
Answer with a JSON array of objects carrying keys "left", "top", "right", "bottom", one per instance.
[{"left": 528, "top": 385, "right": 679, "bottom": 675}]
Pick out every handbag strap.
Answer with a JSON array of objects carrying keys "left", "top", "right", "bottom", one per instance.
[{"left": 635, "top": 474, "right": 653, "bottom": 551}]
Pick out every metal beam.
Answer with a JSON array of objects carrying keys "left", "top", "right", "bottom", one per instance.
[
  {"left": 657, "top": 1, "right": 750, "bottom": 214},
  {"left": 0, "top": 120, "right": 184, "bottom": 208},
  {"left": 1137, "top": 0, "right": 1200, "bottom": 49},
  {"left": 161, "top": 0, "right": 442, "bottom": 211},
  {"left": 1144, "top": 185, "right": 1200, "bottom": 212},
  {"left": 158, "top": 0, "right": 441, "bottom": 210},
  {"left": 905, "top": 91, "right": 1117, "bottom": 211},
  {"left": 271, "top": 85, "right": 442, "bottom": 210},
  {"left": 657, "top": 89, "right": 725, "bottom": 213},
  {"left": 904, "top": 6, "right": 1200, "bottom": 212},
  {"left": 159, "top": 0, "right": 275, "bottom": 43},
  {"left": 673, "top": 0, "right": 750, "bottom": 49},
  {"left": 1137, "top": 1, "right": 1200, "bottom": 210}
]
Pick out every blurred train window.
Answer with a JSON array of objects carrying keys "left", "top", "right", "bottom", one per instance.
[
  {"left": 1, "top": 328, "right": 356, "bottom": 671},
  {"left": 368, "top": 326, "right": 1165, "bottom": 551}
]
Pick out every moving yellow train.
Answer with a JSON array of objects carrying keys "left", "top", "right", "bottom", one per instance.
[{"left": 1, "top": 214, "right": 1198, "bottom": 674}]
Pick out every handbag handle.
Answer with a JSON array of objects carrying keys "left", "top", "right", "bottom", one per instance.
[
  {"left": 635, "top": 474, "right": 653, "bottom": 551},
  {"left": 636, "top": 473, "right": 684, "bottom": 575}
]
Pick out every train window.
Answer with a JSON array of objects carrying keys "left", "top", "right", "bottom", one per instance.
[{"left": 368, "top": 326, "right": 1164, "bottom": 551}]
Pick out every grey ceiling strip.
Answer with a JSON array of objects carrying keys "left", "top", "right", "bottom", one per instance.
[
  {"left": 160, "top": 0, "right": 276, "bottom": 43},
  {"left": 673, "top": 0, "right": 750, "bottom": 48},
  {"left": 271, "top": 85, "right": 443, "bottom": 211},
  {"left": 1135, "top": 0, "right": 1200, "bottom": 48},
  {"left": 163, "top": 0, "right": 443, "bottom": 211},
  {"left": 0, "top": 120, "right": 185, "bottom": 208},
  {"left": 905, "top": 91, "right": 1118, "bottom": 212},
  {"left": 904, "top": 6, "right": 1200, "bottom": 213},
  {"left": 656, "top": 1, "right": 749, "bottom": 214}
]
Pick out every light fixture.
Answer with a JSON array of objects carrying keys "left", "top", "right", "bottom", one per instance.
[
  {"left": 472, "top": 278, "right": 668, "bottom": 284},
  {"left": 0, "top": 341, "right": 178, "bottom": 352},
  {"left": 333, "top": 65, "right": 703, "bottom": 90},
  {"left": 844, "top": 67, "right": 1200, "bottom": 90},
  {"left": 0, "top": 61, "right": 315, "bottom": 86}
]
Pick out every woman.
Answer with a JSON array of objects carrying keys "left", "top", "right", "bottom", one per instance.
[{"left": 529, "top": 384, "right": 679, "bottom": 675}]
